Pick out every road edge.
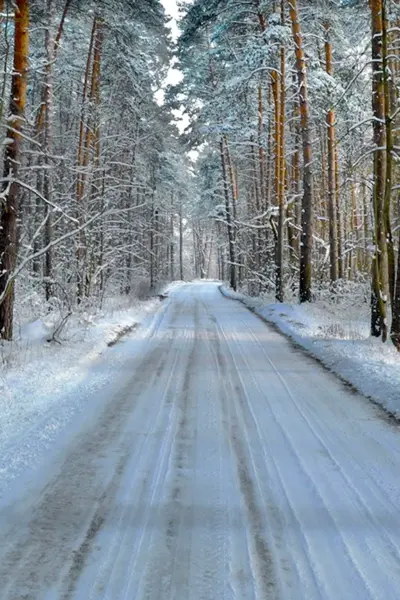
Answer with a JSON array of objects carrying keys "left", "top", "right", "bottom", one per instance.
[{"left": 218, "top": 284, "right": 400, "bottom": 427}]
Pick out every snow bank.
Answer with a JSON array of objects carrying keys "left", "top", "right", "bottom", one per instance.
[
  {"left": 0, "top": 295, "right": 160, "bottom": 499},
  {"left": 220, "top": 285, "right": 400, "bottom": 417}
]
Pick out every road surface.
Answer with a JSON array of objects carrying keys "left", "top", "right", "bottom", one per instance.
[{"left": 1, "top": 282, "right": 400, "bottom": 600}]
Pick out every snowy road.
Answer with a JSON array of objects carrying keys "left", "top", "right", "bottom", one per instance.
[{"left": 1, "top": 282, "right": 400, "bottom": 599}]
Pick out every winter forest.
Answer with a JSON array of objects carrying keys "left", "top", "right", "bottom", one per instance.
[
  {"left": 5, "top": 2, "right": 400, "bottom": 596},
  {"left": 0, "top": 0, "right": 399, "bottom": 350}
]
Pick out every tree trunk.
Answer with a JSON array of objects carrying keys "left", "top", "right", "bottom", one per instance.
[
  {"left": 76, "top": 17, "right": 103, "bottom": 301},
  {"left": 76, "top": 16, "right": 97, "bottom": 301},
  {"left": 276, "top": 0, "right": 286, "bottom": 302},
  {"left": 179, "top": 202, "right": 184, "bottom": 281},
  {"left": 362, "top": 181, "right": 370, "bottom": 272},
  {"left": 389, "top": 5, "right": 400, "bottom": 347},
  {"left": 223, "top": 135, "right": 238, "bottom": 239},
  {"left": 370, "top": 0, "right": 389, "bottom": 340},
  {"left": 288, "top": 0, "right": 314, "bottom": 302},
  {"left": 0, "top": 0, "right": 29, "bottom": 340},
  {"left": 272, "top": 67, "right": 282, "bottom": 299},
  {"left": 34, "top": 0, "right": 72, "bottom": 136},
  {"left": 324, "top": 21, "right": 338, "bottom": 285},
  {"left": 251, "top": 138, "right": 261, "bottom": 284},
  {"left": 220, "top": 138, "right": 237, "bottom": 289},
  {"left": 76, "top": 17, "right": 96, "bottom": 204},
  {"left": 291, "top": 74, "right": 301, "bottom": 262},
  {"left": 391, "top": 232, "right": 400, "bottom": 350},
  {"left": 319, "top": 126, "right": 328, "bottom": 243},
  {"left": 150, "top": 203, "right": 154, "bottom": 290},
  {"left": 382, "top": 1, "right": 395, "bottom": 307},
  {"left": 258, "top": 85, "right": 265, "bottom": 210},
  {"left": 335, "top": 146, "right": 344, "bottom": 279},
  {"left": 43, "top": 0, "right": 57, "bottom": 302},
  {"left": 170, "top": 212, "right": 175, "bottom": 281},
  {"left": 0, "top": 4, "right": 12, "bottom": 125}
]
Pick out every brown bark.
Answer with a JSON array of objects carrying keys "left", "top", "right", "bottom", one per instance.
[
  {"left": 350, "top": 178, "right": 359, "bottom": 277},
  {"left": 0, "top": 0, "right": 29, "bottom": 340},
  {"left": 389, "top": 5, "right": 400, "bottom": 347},
  {"left": 80, "top": 18, "right": 103, "bottom": 201},
  {"left": 391, "top": 234, "right": 400, "bottom": 350},
  {"left": 170, "top": 211, "right": 175, "bottom": 281},
  {"left": 335, "top": 146, "right": 344, "bottom": 279},
  {"left": 0, "top": 3, "right": 11, "bottom": 124},
  {"left": 276, "top": 0, "right": 286, "bottom": 302},
  {"left": 288, "top": 0, "right": 314, "bottom": 302},
  {"left": 362, "top": 181, "right": 370, "bottom": 272},
  {"left": 35, "top": 0, "right": 72, "bottom": 137},
  {"left": 382, "top": 1, "right": 395, "bottom": 307},
  {"left": 291, "top": 73, "right": 301, "bottom": 250},
  {"left": 257, "top": 7, "right": 274, "bottom": 287},
  {"left": 370, "top": 0, "right": 389, "bottom": 340},
  {"left": 250, "top": 139, "right": 261, "bottom": 287},
  {"left": 75, "top": 16, "right": 97, "bottom": 204},
  {"left": 220, "top": 138, "right": 237, "bottom": 290},
  {"left": 54, "top": 0, "right": 72, "bottom": 49},
  {"left": 150, "top": 197, "right": 155, "bottom": 289},
  {"left": 319, "top": 126, "right": 327, "bottom": 242},
  {"left": 271, "top": 71, "right": 281, "bottom": 204},
  {"left": 223, "top": 135, "right": 238, "bottom": 234},
  {"left": 179, "top": 202, "right": 184, "bottom": 281},
  {"left": 257, "top": 85, "right": 265, "bottom": 207},
  {"left": 76, "top": 17, "right": 104, "bottom": 300},
  {"left": 324, "top": 21, "right": 338, "bottom": 284},
  {"left": 265, "top": 85, "right": 274, "bottom": 213},
  {"left": 287, "top": 91, "right": 300, "bottom": 267},
  {"left": 43, "top": 0, "right": 57, "bottom": 302}
]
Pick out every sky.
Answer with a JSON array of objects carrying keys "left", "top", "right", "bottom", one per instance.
[
  {"left": 160, "top": 0, "right": 182, "bottom": 86},
  {"left": 158, "top": 0, "right": 190, "bottom": 133},
  {"left": 161, "top": 0, "right": 181, "bottom": 40}
]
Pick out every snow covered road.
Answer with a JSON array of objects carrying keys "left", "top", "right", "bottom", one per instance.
[{"left": 1, "top": 281, "right": 400, "bottom": 599}]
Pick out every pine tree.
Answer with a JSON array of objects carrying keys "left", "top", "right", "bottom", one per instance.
[{"left": 0, "top": 0, "right": 29, "bottom": 340}]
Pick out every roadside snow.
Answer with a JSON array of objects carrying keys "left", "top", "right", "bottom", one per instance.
[
  {"left": 221, "top": 285, "right": 400, "bottom": 417},
  {"left": 0, "top": 295, "right": 161, "bottom": 501},
  {"left": 4, "top": 281, "right": 400, "bottom": 599}
]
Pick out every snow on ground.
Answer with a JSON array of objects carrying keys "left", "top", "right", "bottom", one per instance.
[
  {"left": 0, "top": 293, "right": 161, "bottom": 503},
  {"left": 221, "top": 283, "right": 400, "bottom": 417},
  {"left": 2, "top": 281, "right": 400, "bottom": 599}
]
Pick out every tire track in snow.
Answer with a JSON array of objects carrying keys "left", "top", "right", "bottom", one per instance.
[
  {"left": 220, "top": 313, "right": 320, "bottom": 598},
  {"left": 200, "top": 299, "right": 258, "bottom": 600},
  {"left": 63, "top": 346, "right": 183, "bottom": 600},
  {"left": 240, "top": 311, "right": 400, "bottom": 591},
  {"left": 186, "top": 301, "right": 233, "bottom": 600},
  {"left": 65, "top": 295, "right": 192, "bottom": 600},
  {"left": 229, "top": 304, "right": 394, "bottom": 598},
  {"left": 208, "top": 305, "right": 278, "bottom": 600},
  {"left": 5, "top": 282, "right": 400, "bottom": 599},
  {"left": 229, "top": 310, "right": 374, "bottom": 599},
  {"left": 0, "top": 301, "right": 178, "bottom": 600},
  {"left": 285, "top": 371, "right": 400, "bottom": 589},
  {"left": 133, "top": 298, "right": 199, "bottom": 600}
]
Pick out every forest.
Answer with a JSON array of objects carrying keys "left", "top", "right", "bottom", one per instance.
[
  {"left": 3, "top": 3, "right": 400, "bottom": 596},
  {"left": 0, "top": 0, "right": 399, "bottom": 351}
]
